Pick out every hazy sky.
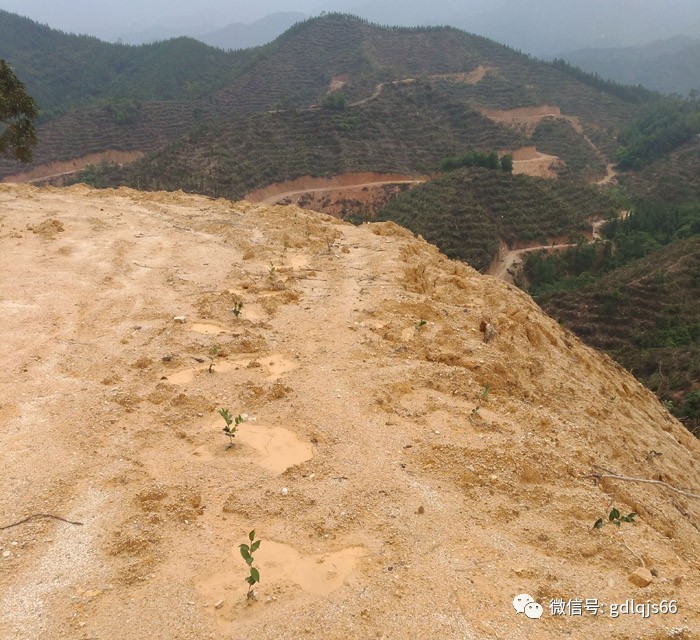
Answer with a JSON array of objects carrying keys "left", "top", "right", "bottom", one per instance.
[
  {"left": 0, "top": 0, "right": 503, "bottom": 33},
  {"left": 0, "top": 1, "right": 324, "bottom": 31},
  {"left": 1, "top": 0, "right": 699, "bottom": 53}
]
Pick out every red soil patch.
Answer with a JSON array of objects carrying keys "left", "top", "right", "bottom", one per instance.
[
  {"left": 246, "top": 172, "right": 427, "bottom": 204},
  {"left": 246, "top": 172, "right": 428, "bottom": 218}
]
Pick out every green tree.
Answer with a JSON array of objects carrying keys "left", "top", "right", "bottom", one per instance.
[
  {"left": 321, "top": 91, "right": 346, "bottom": 110},
  {"left": 500, "top": 153, "right": 514, "bottom": 173},
  {"left": 485, "top": 151, "right": 499, "bottom": 170},
  {"left": 681, "top": 390, "right": 700, "bottom": 421},
  {"left": 0, "top": 60, "right": 38, "bottom": 163}
]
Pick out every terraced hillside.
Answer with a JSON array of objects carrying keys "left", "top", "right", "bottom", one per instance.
[
  {"left": 0, "top": 101, "right": 199, "bottom": 179},
  {"left": 0, "top": 13, "right": 651, "bottom": 186},
  {"left": 66, "top": 83, "right": 528, "bottom": 198},
  {"left": 538, "top": 237, "right": 700, "bottom": 435},
  {"left": 205, "top": 15, "right": 652, "bottom": 126},
  {"left": 620, "top": 136, "right": 700, "bottom": 205},
  {"left": 373, "top": 167, "right": 616, "bottom": 271},
  {"left": 531, "top": 117, "right": 608, "bottom": 181}
]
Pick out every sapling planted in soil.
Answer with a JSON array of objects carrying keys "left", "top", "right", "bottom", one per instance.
[
  {"left": 471, "top": 383, "right": 491, "bottom": 418},
  {"left": 231, "top": 299, "right": 243, "bottom": 318},
  {"left": 208, "top": 344, "right": 220, "bottom": 372},
  {"left": 240, "top": 529, "right": 261, "bottom": 600},
  {"left": 219, "top": 408, "right": 244, "bottom": 447},
  {"left": 593, "top": 507, "right": 637, "bottom": 529}
]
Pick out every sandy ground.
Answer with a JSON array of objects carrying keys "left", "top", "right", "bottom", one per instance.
[
  {"left": 477, "top": 106, "right": 563, "bottom": 137},
  {"left": 508, "top": 146, "right": 562, "bottom": 179},
  {"left": 1, "top": 184, "right": 699, "bottom": 640}
]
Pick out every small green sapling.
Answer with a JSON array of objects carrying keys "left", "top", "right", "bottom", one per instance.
[
  {"left": 239, "top": 529, "right": 261, "bottom": 600},
  {"left": 471, "top": 383, "right": 491, "bottom": 417},
  {"left": 231, "top": 299, "right": 244, "bottom": 318},
  {"left": 593, "top": 507, "right": 637, "bottom": 529},
  {"left": 219, "top": 408, "right": 244, "bottom": 447},
  {"left": 208, "top": 344, "right": 220, "bottom": 372}
]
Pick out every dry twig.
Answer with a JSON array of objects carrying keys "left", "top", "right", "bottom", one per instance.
[
  {"left": 585, "top": 467, "right": 700, "bottom": 500},
  {"left": 0, "top": 514, "right": 83, "bottom": 530}
]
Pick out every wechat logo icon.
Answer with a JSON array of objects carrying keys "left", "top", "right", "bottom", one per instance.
[{"left": 513, "top": 593, "right": 543, "bottom": 619}]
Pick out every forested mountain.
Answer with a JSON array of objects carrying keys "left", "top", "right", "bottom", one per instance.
[
  {"left": 0, "top": 10, "right": 252, "bottom": 117},
  {"left": 0, "top": 13, "right": 652, "bottom": 178}
]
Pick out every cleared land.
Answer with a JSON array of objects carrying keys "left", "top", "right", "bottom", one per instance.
[{"left": 1, "top": 184, "right": 698, "bottom": 640}]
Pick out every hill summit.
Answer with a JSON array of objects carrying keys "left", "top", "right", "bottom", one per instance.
[{"left": 0, "top": 184, "right": 698, "bottom": 639}]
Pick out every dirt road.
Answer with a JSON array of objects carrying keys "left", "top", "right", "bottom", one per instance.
[{"left": 488, "top": 215, "right": 616, "bottom": 283}]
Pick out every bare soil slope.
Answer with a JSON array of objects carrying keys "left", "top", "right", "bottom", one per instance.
[{"left": 1, "top": 184, "right": 698, "bottom": 640}]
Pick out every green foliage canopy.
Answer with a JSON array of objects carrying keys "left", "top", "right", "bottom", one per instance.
[
  {"left": 321, "top": 91, "right": 346, "bottom": 110},
  {"left": 0, "top": 60, "right": 37, "bottom": 162},
  {"left": 439, "top": 150, "right": 506, "bottom": 172},
  {"left": 616, "top": 98, "right": 700, "bottom": 170}
]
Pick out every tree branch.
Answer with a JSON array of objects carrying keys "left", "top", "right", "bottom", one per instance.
[{"left": 585, "top": 468, "right": 700, "bottom": 500}]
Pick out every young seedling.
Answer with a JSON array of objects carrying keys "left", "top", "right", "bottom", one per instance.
[
  {"left": 219, "top": 408, "right": 244, "bottom": 448},
  {"left": 268, "top": 262, "right": 276, "bottom": 278},
  {"left": 471, "top": 383, "right": 491, "bottom": 418},
  {"left": 415, "top": 319, "right": 427, "bottom": 332},
  {"left": 239, "top": 529, "right": 261, "bottom": 600},
  {"left": 593, "top": 507, "right": 637, "bottom": 529},
  {"left": 230, "top": 299, "right": 244, "bottom": 318},
  {"left": 208, "top": 344, "right": 220, "bottom": 373}
]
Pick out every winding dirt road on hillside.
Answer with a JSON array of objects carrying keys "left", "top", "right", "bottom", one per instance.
[
  {"left": 246, "top": 174, "right": 428, "bottom": 218},
  {"left": 255, "top": 180, "right": 424, "bottom": 205},
  {"left": 246, "top": 173, "right": 428, "bottom": 205},
  {"left": 1, "top": 151, "right": 144, "bottom": 185},
  {"left": 487, "top": 218, "right": 610, "bottom": 282},
  {"left": 340, "top": 65, "right": 493, "bottom": 107},
  {"left": 597, "top": 163, "right": 618, "bottom": 185},
  {"left": 244, "top": 146, "right": 562, "bottom": 217}
]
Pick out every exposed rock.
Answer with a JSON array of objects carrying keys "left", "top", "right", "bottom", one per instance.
[{"left": 629, "top": 567, "right": 654, "bottom": 587}]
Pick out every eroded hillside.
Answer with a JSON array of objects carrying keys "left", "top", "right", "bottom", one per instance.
[{"left": 0, "top": 185, "right": 698, "bottom": 640}]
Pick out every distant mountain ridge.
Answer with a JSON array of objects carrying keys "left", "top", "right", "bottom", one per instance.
[
  {"left": 6, "top": 0, "right": 700, "bottom": 57},
  {"left": 0, "top": 10, "right": 250, "bottom": 115},
  {"left": 92, "top": 11, "right": 308, "bottom": 48},
  {"left": 560, "top": 36, "right": 700, "bottom": 96},
  {"left": 326, "top": 0, "right": 700, "bottom": 54},
  {"left": 197, "top": 12, "right": 308, "bottom": 50}
]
